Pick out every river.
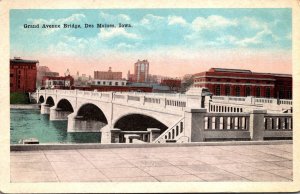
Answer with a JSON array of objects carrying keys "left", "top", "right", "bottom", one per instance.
[{"left": 10, "top": 109, "right": 101, "bottom": 144}]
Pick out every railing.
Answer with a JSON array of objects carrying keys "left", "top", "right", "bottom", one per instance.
[
  {"left": 279, "top": 99, "right": 293, "bottom": 105},
  {"left": 264, "top": 114, "right": 293, "bottom": 131},
  {"left": 153, "top": 117, "right": 185, "bottom": 143},
  {"left": 128, "top": 96, "right": 140, "bottom": 101},
  {"left": 203, "top": 112, "right": 250, "bottom": 140},
  {"left": 255, "top": 98, "right": 274, "bottom": 104},
  {"left": 264, "top": 113, "right": 293, "bottom": 139},
  {"left": 204, "top": 113, "right": 249, "bottom": 131},
  {"left": 166, "top": 100, "right": 186, "bottom": 108},
  {"left": 209, "top": 103, "right": 244, "bottom": 113},
  {"left": 228, "top": 97, "right": 246, "bottom": 102}
]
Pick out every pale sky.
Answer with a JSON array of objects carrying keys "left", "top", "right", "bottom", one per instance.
[{"left": 10, "top": 9, "right": 292, "bottom": 77}]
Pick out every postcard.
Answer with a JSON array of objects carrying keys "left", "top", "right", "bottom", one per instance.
[{"left": 0, "top": 0, "right": 300, "bottom": 193}]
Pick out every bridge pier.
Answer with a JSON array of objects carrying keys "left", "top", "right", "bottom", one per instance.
[
  {"left": 40, "top": 103, "right": 50, "bottom": 114},
  {"left": 147, "top": 128, "right": 161, "bottom": 142},
  {"left": 49, "top": 107, "right": 72, "bottom": 121},
  {"left": 100, "top": 126, "right": 121, "bottom": 143},
  {"left": 67, "top": 113, "right": 106, "bottom": 133}
]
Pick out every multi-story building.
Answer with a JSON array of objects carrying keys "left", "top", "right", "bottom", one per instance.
[
  {"left": 10, "top": 57, "right": 38, "bottom": 93},
  {"left": 133, "top": 59, "right": 149, "bottom": 83},
  {"left": 193, "top": 68, "right": 292, "bottom": 99},
  {"left": 42, "top": 75, "right": 74, "bottom": 89},
  {"left": 92, "top": 79, "right": 127, "bottom": 87},
  {"left": 94, "top": 67, "right": 122, "bottom": 80},
  {"left": 37, "top": 66, "right": 59, "bottom": 88}
]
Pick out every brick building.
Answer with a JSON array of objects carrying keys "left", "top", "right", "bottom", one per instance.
[
  {"left": 94, "top": 67, "right": 122, "bottom": 80},
  {"left": 161, "top": 79, "right": 182, "bottom": 92},
  {"left": 10, "top": 58, "right": 38, "bottom": 93},
  {"left": 193, "top": 68, "right": 292, "bottom": 99}
]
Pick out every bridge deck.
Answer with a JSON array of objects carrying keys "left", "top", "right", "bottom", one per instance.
[{"left": 10, "top": 142, "right": 292, "bottom": 182}]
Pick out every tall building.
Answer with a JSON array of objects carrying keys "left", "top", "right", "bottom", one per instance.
[
  {"left": 94, "top": 67, "right": 122, "bottom": 80},
  {"left": 10, "top": 57, "right": 38, "bottom": 93},
  {"left": 134, "top": 59, "right": 149, "bottom": 83},
  {"left": 193, "top": 68, "right": 292, "bottom": 99}
]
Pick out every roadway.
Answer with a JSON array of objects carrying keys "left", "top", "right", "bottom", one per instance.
[{"left": 10, "top": 143, "right": 292, "bottom": 182}]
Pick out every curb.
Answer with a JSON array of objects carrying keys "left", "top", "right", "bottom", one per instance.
[{"left": 10, "top": 140, "right": 293, "bottom": 151}]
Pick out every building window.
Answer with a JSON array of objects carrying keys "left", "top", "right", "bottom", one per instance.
[
  {"left": 256, "top": 87, "right": 261, "bottom": 97},
  {"left": 115, "top": 82, "right": 118, "bottom": 86},
  {"left": 265, "top": 87, "right": 271, "bottom": 98},
  {"left": 103, "top": 81, "right": 106, "bottom": 85},
  {"left": 279, "top": 86, "right": 284, "bottom": 99},
  {"left": 109, "top": 82, "right": 112, "bottom": 86},
  {"left": 97, "top": 81, "right": 100, "bottom": 85},
  {"left": 122, "top": 82, "right": 125, "bottom": 86},
  {"left": 287, "top": 90, "right": 292, "bottom": 99},
  {"left": 235, "top": 86, "right": 240, "bottom": 96},
  {"left": 225, "top": 85, "right": 230, "bottom": 96},
  {"left": 245, "top": 86, "right": 251, "bottom": 96},
  {"left": 215, "top": 85, "right": 221, "bottom": 96}
]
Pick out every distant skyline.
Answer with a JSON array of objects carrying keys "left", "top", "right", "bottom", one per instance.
[{"left": 10, "top": 9, "right": 292, "bottom": 77}]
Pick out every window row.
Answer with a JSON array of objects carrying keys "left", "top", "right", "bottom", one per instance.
[{"left": 214, "top": 85, "right": 272, "bottom": 98}]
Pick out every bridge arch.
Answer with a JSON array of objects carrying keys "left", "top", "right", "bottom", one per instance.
[
  {"left": 113, "top": 113, "right": 168, "bottom": 132},
  {"left": 38, "top": 95, "right": 45, "bottom": 103},
  {"left": 45, "top": 96, "right": 55, "bottom": 107},
  {"left": 76, "top": 103, "right": 108, "bottom": 124},
  {"left": 56, "top": 99, "right": 74, "bottom": 112}
]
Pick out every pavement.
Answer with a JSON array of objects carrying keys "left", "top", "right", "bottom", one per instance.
[{"left": 10, "top": 143, "right": 292, "bottom": 182}]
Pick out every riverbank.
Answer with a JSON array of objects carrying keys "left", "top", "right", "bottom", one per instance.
[{"left": 10, "top": 104, "right": 40, "bottom": 110}]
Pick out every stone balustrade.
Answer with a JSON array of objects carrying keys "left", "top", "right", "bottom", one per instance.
[
  {"left": 37, "top": 89, "right": 199, "bottom": 112},
  {"left": 153, "top": 117, "right": 185, "bottom": 143}
]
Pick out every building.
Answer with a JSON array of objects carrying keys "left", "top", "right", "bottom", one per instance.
[
  {"left": 72, "top": 85, "right": 152, "bottom": 93},
  {"left": 37, "top": 66, "right": 59, "bottom": 88},
  {"left": 92, "top": 79, "right": 127, "bottom": 87},
  {"left": 193, "top": 68, "right": 292, "bottom": 99},
  {"left": 133, "top": 59, "right": 149, "bottom": 83},
  {"left": 161, "top": 79, "right": 182, "bottom": 92},
  {"left": 10, "top": 57, "right": 38, "bottom": 93},
  {"left": 42, "top": 75, "right": 74, "bottom": 89},
  {"left": 94, "top": 67, "right": 122, "bottom": 80}
]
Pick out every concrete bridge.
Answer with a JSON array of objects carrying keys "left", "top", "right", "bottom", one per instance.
[{"left": 36, "top": 88, "right": 293, "bottom": 144}]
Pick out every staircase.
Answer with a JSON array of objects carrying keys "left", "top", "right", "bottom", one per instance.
[{"left": 153, "top": 117, "right": 189, "bottom": 143}]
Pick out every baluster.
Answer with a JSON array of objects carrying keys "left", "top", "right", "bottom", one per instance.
[
  {"left": 266, "top": 117, "right": 272, "bottom": 130},
  {"left": 280, "top": 117, "right": 285, "bottom": 130},
  {"left": 172, "top": 129, "right": 175, "bottom": 139}
]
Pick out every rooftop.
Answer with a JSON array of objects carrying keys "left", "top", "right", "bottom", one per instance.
[
  {"left": 10, "top": 58, "right": 39, "bottom": 64},
  {"left": 210, "top": 68, "right": 252, "bottom": 73}
]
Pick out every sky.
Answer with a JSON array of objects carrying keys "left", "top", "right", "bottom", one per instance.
[{"left": 10, "top": 9, "right": 292, "bottom": 77}]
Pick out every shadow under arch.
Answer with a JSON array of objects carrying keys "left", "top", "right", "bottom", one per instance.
[
  {"left": 76, "top": 103, "right": 108, "bottom": 124},
  {"left": 114, "top": 114, "right": 168, "bottom": 132},
  {"left": 56, "top": 99, "right": 74, "bottom": 112},
  {"left": 45, "top": 96, "right": 55, "bottom": 107},
  {"left": 38, "top": 95, "right": 45, "bottom": 103}
]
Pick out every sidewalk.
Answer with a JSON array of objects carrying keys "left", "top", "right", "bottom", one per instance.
[{"left": 10, "top": 143, "right": 292, "bottom": 182}]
